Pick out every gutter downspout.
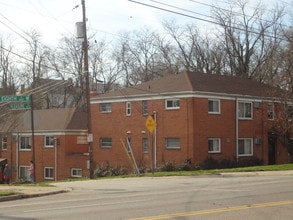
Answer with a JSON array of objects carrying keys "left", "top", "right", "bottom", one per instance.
[
  {"left": 153, "top": 111, "right": 157, "bottom": 169},
  {"left": 236, "top": 97, "right": 239, "bottom": 166}
]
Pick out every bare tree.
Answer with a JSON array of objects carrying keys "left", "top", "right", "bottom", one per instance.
[{"left": 213, "top": 0, "right": 286, "bottom": 81}]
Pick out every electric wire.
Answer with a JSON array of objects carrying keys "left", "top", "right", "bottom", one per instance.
[{"left": 128, "top": 0, "right": 290, "bottom": 42}]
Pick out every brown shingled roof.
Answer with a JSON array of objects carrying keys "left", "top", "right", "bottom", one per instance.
[
  {"left": 0, "top": 108, "right": 87, "bottom": 133},
  {"left": 94, "top": 71, "right": 283, "bottom": 100}
]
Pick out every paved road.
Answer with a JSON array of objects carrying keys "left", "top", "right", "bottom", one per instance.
[{"left": 0, "top": 174, "right": 292, "bottom": 219}]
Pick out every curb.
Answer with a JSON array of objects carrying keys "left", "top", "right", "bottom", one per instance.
[{"left": 0, "top": 189, "right": 71, "bottom": 202}]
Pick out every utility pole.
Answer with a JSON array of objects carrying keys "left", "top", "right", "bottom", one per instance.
[{"left": 81, "top": 0, "right": 94, "bottom": 178}]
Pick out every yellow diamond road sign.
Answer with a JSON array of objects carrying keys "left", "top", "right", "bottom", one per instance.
[{"left": 145, "top": 115, "right": 157, "bottom": 133}]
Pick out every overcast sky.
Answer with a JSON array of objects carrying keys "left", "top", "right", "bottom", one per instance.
[{"left": 0, "top": 0, "right": 292, "bottom": 47}]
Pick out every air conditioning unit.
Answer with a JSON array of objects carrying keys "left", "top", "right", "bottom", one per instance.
[
  {"left": 254, "top": 137, "right": 262, "bottom": 145},
  {"left": 254, "top": 102, "right": 262, "bottom": 108}
]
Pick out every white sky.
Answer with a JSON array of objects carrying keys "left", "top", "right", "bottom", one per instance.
[{"left": 0, "top": 0, "right": 292, "bottom": 47}]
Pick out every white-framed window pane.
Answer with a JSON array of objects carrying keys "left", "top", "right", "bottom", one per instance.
[
  {"left": 126, "top": 101, "right": 131, "bottom": 116},
  {"left": 100, "top": 103, "right": 112, "bottom": 113},
  {"left": 44, "top": 167, "right": 54, "bottom": 179},
  {"left": 208, "top": 138, "right": 221, "bottom": 153},
  {"left": 238, "top": 102, "right": 252, "bottom": 119},
  {"left": 208, "top": 99, "right": 220, "bottom": 114},
  {"left": 142, "top": 100, "right": 148, "bottom": 115},
  {"left": 45, "top": 136, "right": 55, "bottom": 148},
  {"left": 1, "top": 136, "right": 7, "bottom": 150},
  {"left": 142, "top": 138, "right": 148, "bottom": 153},
  {"left": 165, "top": 99, "right": 180, "bottom": 109},
  {"left": 166, "top": 138, "right": 180, "bottom": 149},
  {"left": 19, "top": 166, "right": 29, "bottom": 181},
  {"left": 238, "top": 138, "right": 253, "bottom": 156},
  {"left": 268, "top": 103, "right": 274, "bottom": 120},
  {"left": 20, "top": 136, "right": 31, "bottom": 150},
  {"left": 100, "top": 138, "right": 112, "bottom": 148},
  {"left": 71, "top": 168, "right": 82, "bottom": 177}
]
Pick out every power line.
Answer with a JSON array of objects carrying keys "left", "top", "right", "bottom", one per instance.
[{"left": 128, "top": 0, "right": 290, "bottom": 42}]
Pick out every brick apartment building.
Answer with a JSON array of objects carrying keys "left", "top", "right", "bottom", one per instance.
[
  {"left": 0, "top": 108, "right": 89, "bottom": 183},
  {"left": 90, "top": 71, "right": 293, "bottom": 172}
]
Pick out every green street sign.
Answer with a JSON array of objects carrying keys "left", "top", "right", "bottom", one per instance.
[
  {"left": 0, "top": 95, "right": 31, "bottom": 102},
  {"left": 9, "top": 103, "right": 31, "bottom": 110}
]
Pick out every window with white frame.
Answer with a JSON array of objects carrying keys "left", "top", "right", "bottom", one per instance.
[
  {"left": 71, "top": 168, "right": 82, "bottom": 177},
  {"left": 238, "top": 101, "right": 252, "bottom": 119},
  {"left": 238, "top": 138, "right": 253, "bottom": 156},
  {"left": 1, "top": 136, "right": 7, "bottom": 150},
  {"left": 44, "top": 167, "right": 54, "bottom": 179},
  {"left": 142, "top": 100, "right": 148, "bottom": 115},
  {"left": 165, "top": 99, "right": 180, "bottom": 109},
  {"left": 268, "top": 103, "right": 274, "bottom": 120},
  {"left": 165, "top": 138, "right": 180, "bottom": 149},
  {"left": 142, "top": 138, "right": 148, "bottom": 153},
  {"left": 99, "top": 138, "right": 112, "bottom": 148},
  {"left": 44, "top": 136, "right": 55, "bottom": 148},
  {"left": 208, "top": 138, "right": 221, "bottom": 153},
  {"left": 99, "top": 103, "right": 112, "bottom": 113},
  {"left": 20, "top": 136, "right": 31, "bottom": 150},
  {"left": 126, "top": 101, "right": 131, "bottom": 116},
  {"left": 19, "top": 166, "right": 29, "bottom": 181},
  {"left": 208, "top": 99, "right": 220, "bottom": 114}
]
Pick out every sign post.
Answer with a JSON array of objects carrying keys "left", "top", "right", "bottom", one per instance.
[{"left": 145, "top": 115, "right": 157, "bottom": 174}]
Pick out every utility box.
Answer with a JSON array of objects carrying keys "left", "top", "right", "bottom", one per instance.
[{"left": 76, "top": 22, "right": 84, "bottom": 39}]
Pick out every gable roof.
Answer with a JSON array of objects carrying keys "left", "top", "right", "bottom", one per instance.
[
  {"left": 0, "top": 108, "right": 87, "bottom": 133},
  {"left": 92, "top": 71, "right": 284, "bottom": 102}
]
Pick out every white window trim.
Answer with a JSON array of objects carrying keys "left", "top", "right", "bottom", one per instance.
[
  {"left": 71, "top": 168, "right": 82, "bottom": 177},
  {"left": 165, "top": 99, "right": 180, "bottom": 110},
  {"left": 238, "top": 138, "right": 253, "bottom": 156},
  {"left": 208, "top": 99, "right": 220, "bottom": 114},
  {"left": 100, "top": 103, "right": 112, "bottom": 113},
  {"left": 208, "top": 138, "right": 221, "bottom": 153},
  {"left": 238, "top": 101, "right": 253, "bottom": 120},
  {"left": 19, "top": 136, "right": 31, "bottom": 151},
  {"left": 126, "top": 101, "right": 131, "bottom": 116},
  {"left": 100, "top": 138, "right": 112, "bottom": 148},
  {"left": 44, "top": 167, "right": 54, "bottom": 180},
  {"left": 268, "top": 103, "right": 274, "bottom": 120},
  {"left": 44, "top": 136, "right": 55, "bottom": 148},
  {"left": 165, "top": 138, "right": 180, "bottom": 149},
  {"left": 1, "top": 136, "right": 7, "bottom": 150}
]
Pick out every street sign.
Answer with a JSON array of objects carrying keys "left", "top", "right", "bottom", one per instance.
[
  {"left": 9, "top": 103, "right": 31, "bottom": 110},
  {"left": 0, "top": 95, "right": 30, "bottom": 102},
  {"left": 145, "top": 115, "right": 157, "bottom": 134}
]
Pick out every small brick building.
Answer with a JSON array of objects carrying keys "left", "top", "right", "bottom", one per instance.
[
  {"left": 90, "top": 71, "right": 293, "bottom": 172},
  {"left": 0, "top": 108, "right": 89, "bottom": 183}
]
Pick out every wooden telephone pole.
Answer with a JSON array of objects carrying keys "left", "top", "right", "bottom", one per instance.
[{"left": 81, "top": 0, "right": 94, "bottom": 178}]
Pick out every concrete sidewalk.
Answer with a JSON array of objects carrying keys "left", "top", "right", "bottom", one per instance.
[{"left": 0, "top": 185, "right": 71, "bottom": 202}]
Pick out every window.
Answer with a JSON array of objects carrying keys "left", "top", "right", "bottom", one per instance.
[
  {"left": 44, "top": 167, "right": 54, "bottom": 180},
  {"left": 1, "top": 136, "right": 7, "bottom": 150},
  {"left": 142, "top": 138, "right": 148, "bottom": 153},
  {"left": 165, "top": 99, "right": 180, "bottom": 109},
  {"left": 208, "top": 138, "right": 221, "bottom": 153},
  {"left": 20, "top": 136, "right": 31, "bottom": 150},
  {"left": 100, "top": 103, "right": 112, "bottom": 113},
  {"left": 142, "top": 100, "right": 148, "bottom": 115},
  {"left": 126, "top": 101, "right": 131, "bottom": 116},
  {"left": 100, "top": 138, "right": 112, "bottom": 148},
  {"left": 238, "top": 101, "right": 252, "bottom": 119},
  {"left": 208, "top": 99, "right": 220, "bottom": 114},
  {"left": 165, "top": 138, "right": 180, "bottom": 149},
  {"left": 71, "top": 168, "right": 82, "bottom": 177},
  {"left": 45, "top": 136, "right": 55, "bottom": 148},
  {"left": 238, "top": 138, "right": 253, "bottom": 156},
  {"left": 268, "top": 103, "right": 274, "bottom": 120},
  {"left": 19, "top": 166, "right": 29, "bottom": 181}
]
